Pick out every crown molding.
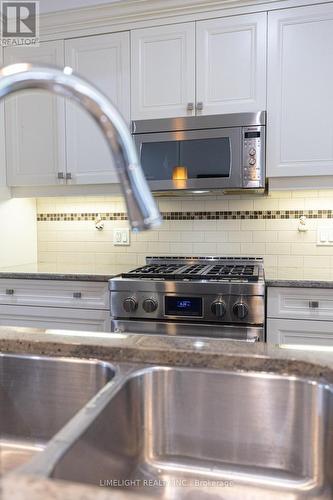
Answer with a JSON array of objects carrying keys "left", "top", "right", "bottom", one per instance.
[
  {"left": 39, "top": 0, "right": 280, "bottom": 39},
  {"left": 38, "top": 0, "right": 330, "bottom": 40}
]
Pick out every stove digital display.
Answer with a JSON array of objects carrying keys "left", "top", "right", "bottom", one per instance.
[{"left": 165, "top": 296, "right": 202, "bottom": 317}]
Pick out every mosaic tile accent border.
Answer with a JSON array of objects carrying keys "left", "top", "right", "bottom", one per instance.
[{"left": 37, "top": 209, "right": 333, "bottom": 222}]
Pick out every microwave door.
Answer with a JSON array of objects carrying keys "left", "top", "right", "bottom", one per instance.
[{"left": 134, "top": 128, "right": 242, "bottom": 192}]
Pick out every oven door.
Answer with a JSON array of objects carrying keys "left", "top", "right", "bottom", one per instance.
[
  {"left": 134, "top": 127, "right": 242, "bottom": 192},
  {"left": 111, "top": 319, "right": 263, "bottom": 342}
]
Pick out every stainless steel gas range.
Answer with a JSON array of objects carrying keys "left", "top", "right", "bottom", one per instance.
[{"left": 109, "top": 256, "right": 265, "bottom": 342}]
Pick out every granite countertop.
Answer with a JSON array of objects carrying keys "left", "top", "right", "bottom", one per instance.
[
  {"left": 0, "top": 327, "right": 333, "bottom": 378},
  {"left": 266, "top": 279, "right": 333, "bottom": 288},
  {"left": 0, "top": 264, "right": 115, "bottom": 282},
  {"left": 1, "top": 264, "right": 333, "bottom": 288},
  {"left": 1, "top": 327, "right": 333, "bottom": 499}
]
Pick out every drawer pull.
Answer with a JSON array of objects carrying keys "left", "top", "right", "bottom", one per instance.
[
  {"left": 73, "top": 292, "right": 82, "bottom": 299},
  {"left": 5, "top": 289, "right": 14, "bottom": 295},
  {"left": 309, "top": 301, "right": 319, "bottom": 308}
]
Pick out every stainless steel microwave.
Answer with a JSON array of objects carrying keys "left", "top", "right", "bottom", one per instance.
[{"left": 131, "top": 111, "right": 266, "bottom": 194}]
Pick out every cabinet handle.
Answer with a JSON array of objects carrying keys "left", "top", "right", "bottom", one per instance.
[
  {"left": 66, "top": 172, "right": 72, "bottom": 180},
  {"left": 6, "top": 289, "right": 14, "bottom": 295},
  {"left": 309, "top": 301, "right": 319, "bottom": 308},
  {"left": 73, "top": 292, "right": 82, "bottom": 299},
  {"left": 57, "top": 172, "right": 64, "bottom": 179},
  {"left": 187, "top": 102, "right": 194, "bottom": 112},
  {"left": 196, "top": 102, "right": 203, "bottom": 112}
]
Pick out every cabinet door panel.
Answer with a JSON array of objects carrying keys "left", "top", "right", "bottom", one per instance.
[
  {"left": 131, "top": 23, "right": 195, "bottom": 119},
  {"left": 0, "top": 304, "right": 111, "bottom": 332},
  {"left": 267, "top": 4, "right": 333, "bottom": 177},
  {"left": 0, "top": 279, "right": 109, "bottom": 309},
  {"left": 196, "top": 13, "right": 267, "bottom": 115},
  {"left": 4, "top": 41, "right": 66, "bottom": 186},
  {"left": 65, "top": 32, "right": 130, "bottom": 185},
  {"left": 267, "top": 318, "right": 333, "bottom": 346},
  {"left": 267, "top": 287, "right": 333, "bottom": 321}
]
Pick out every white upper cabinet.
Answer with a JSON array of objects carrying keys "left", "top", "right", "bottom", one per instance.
[
  {"left": 4, "top": 41, "right": 66, "bottom": 186},
  {"left": 65, "top": 32, "right": 130, "bottom": 184},
  {"left": 196, "top": 13, "right": 267, "bottom": 115},
  {"left": 131, "top": 23, "right": 196, "bottom": 120},
  {"left": 267, "top": 3, "right": 333, "bottom": 178}
]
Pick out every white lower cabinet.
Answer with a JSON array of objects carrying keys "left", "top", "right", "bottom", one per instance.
[
  {"left": 0, "top": 279, "right": 111, "bottom": 332},
  {"left": 0, "top": 305, "right": 111, "bottom": 332},
  {"left": 267, "top": 287, "right": 333, "bottom": 346},
  {"left": 267, "top": 318, "right": 333, "bottom": 346}
]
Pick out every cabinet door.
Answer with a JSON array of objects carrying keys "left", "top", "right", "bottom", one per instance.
[
  {"left": 0, "top": 304, "right": 111, "bottom": 332},
  {"left": 267, "top": 287, "right": 333, "bottom": 322},
  {"left": 131, "top": 23, "right": 195, "bottom": 119},
  {"left": 4, "top": 41, "right": 66, "bottom": 186},
  {"left": 267, "top": 318, "right": 333, "bottom": 346},
  {"left": 65, "top": 32, "right": 130, "bottom": 185},
  {"left": 196, "top": 13, "right": 267, "bottom": 115},
  {"left": 267, "top": 4, "right": 333, "bottom": 178}
]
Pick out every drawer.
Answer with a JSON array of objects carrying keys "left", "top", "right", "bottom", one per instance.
[
  {"left": 0, "top": 279, "right": 109, "bottom": 310},
  {"left": 0, "top": 304, "right": 111, "bottom": 332},
  {"left": 267, "top": 318, "right": 333, "bottom": 346},
  {"left": 267, "top": 287, "right": 333, "bottom": 321}
]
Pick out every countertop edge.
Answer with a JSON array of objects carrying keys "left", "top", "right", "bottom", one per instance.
[
  {"left": 0, "top": 272, "right": 115, "bottom": 282},
  {"left": 266, "top": 279, "right": 333, "bottom": 288}
]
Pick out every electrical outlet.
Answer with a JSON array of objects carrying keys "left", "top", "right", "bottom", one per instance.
[
  {"left": 113, "top": 228, "right": 130, "bottom": 246},
  {"left": 317, "top": 227, "right": 333, "bottom": 246}
]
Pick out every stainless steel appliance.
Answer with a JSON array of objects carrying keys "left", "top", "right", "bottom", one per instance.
[
  {"left": 110, "top": 256, "right": 265, "bottom": 341},
  {"left": 132, "top": 112, "right": 266, "bottom": 194}
]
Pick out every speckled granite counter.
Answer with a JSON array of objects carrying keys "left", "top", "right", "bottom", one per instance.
[
  {"left": 266, "top": 279, "right": 333, "bottom": 288},
  {"left": 0, "top": 327, "right": 333, "bottom": 379},
  {"left": 0, "top": 264, "right": 115, "bottom": 282},
  {"left": 2, "top": 326, "right": 333, "bottom": 500}
]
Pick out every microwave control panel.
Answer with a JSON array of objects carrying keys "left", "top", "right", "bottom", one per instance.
[{"left": 242, "top": 126, "right": 265, "bottom": 188}]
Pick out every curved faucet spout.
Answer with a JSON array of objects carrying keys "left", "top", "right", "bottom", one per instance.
[{"left": 0, "top": 63, "right": 162, "bottom": 231}]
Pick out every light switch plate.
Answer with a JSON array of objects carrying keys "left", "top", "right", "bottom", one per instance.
[
  {"left": 317, "top": 227, "right": 333, "bottom": 246},
  {"left": 113, "top": 228, "right": 130, "bottom": 246}
]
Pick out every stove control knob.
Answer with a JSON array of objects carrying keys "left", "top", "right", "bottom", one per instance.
[
  {"left": 211, "top": 300, "right": 226, "bottom": 318},
  {"left": 233, "top": 302, "right": 248, "bottom": 320},
  {"left": 123, "top": 297, "right": 138, "bottom": 313},
  {"left": 143, "top": 298, "right": 158, "bottom": 313}
]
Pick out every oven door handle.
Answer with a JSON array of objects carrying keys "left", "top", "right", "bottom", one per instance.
[{"left": 111, "top": 320, "right": 263, "bottom": 342}]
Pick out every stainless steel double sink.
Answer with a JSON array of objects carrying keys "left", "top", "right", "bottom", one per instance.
[{"left": 1, "top": 353, "right": 333, "bottom": 499}]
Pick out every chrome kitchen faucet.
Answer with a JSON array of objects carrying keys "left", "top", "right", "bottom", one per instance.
[{"left": 0, "top": 63, "right": 162, "bottom": 231}]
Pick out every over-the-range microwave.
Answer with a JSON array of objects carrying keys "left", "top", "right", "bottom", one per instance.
[{"left": 132, "top": 111, "right": 266, "bottom": 195}]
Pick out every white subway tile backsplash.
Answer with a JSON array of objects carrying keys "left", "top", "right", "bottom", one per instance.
[
  {"left": 169, "top": 242, "right": 193, "bottom": 254},
  {"left": 240, "top": 243, "right": 265, "bottom": 255},
  {"left": 192, "top": 242, "right": 217, "bottom": 254},
  {"left": 228, "top": 199, "right": 254, "bottom": 211},
  {"left": 216, "top": 242, "right": 241, "bottom": 255},
  {"left": 253, "top": 231, "right": 278, "bottom": 242},
  {"left": 181, "top": 231, "right": 204, "bottom": 242},
  {"left": 266, "top": 242, "right": 291, "bottom": 255},
  {"left": 36, "top": 190, "right": 333, "bottom": 279},
  {"left": 240, "top": 220, "right": 265, "bottom": 231},
  {"left": 204, "top": 231, "right": 228, "bottom": 243},
  {"left": 229, "top": 231, "right": 252, "bottom": 242}
]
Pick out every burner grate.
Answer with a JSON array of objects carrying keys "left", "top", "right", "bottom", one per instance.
[
  {"left": 204, "top": 264, "right": 259, "bottom": 281},
  {"left": 121, "top": 260, "right": 261, "bottom": 282}
]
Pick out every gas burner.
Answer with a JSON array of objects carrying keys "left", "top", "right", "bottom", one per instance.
[{"left": 121, "top": 259, "right": 260, "bottom": 282}]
